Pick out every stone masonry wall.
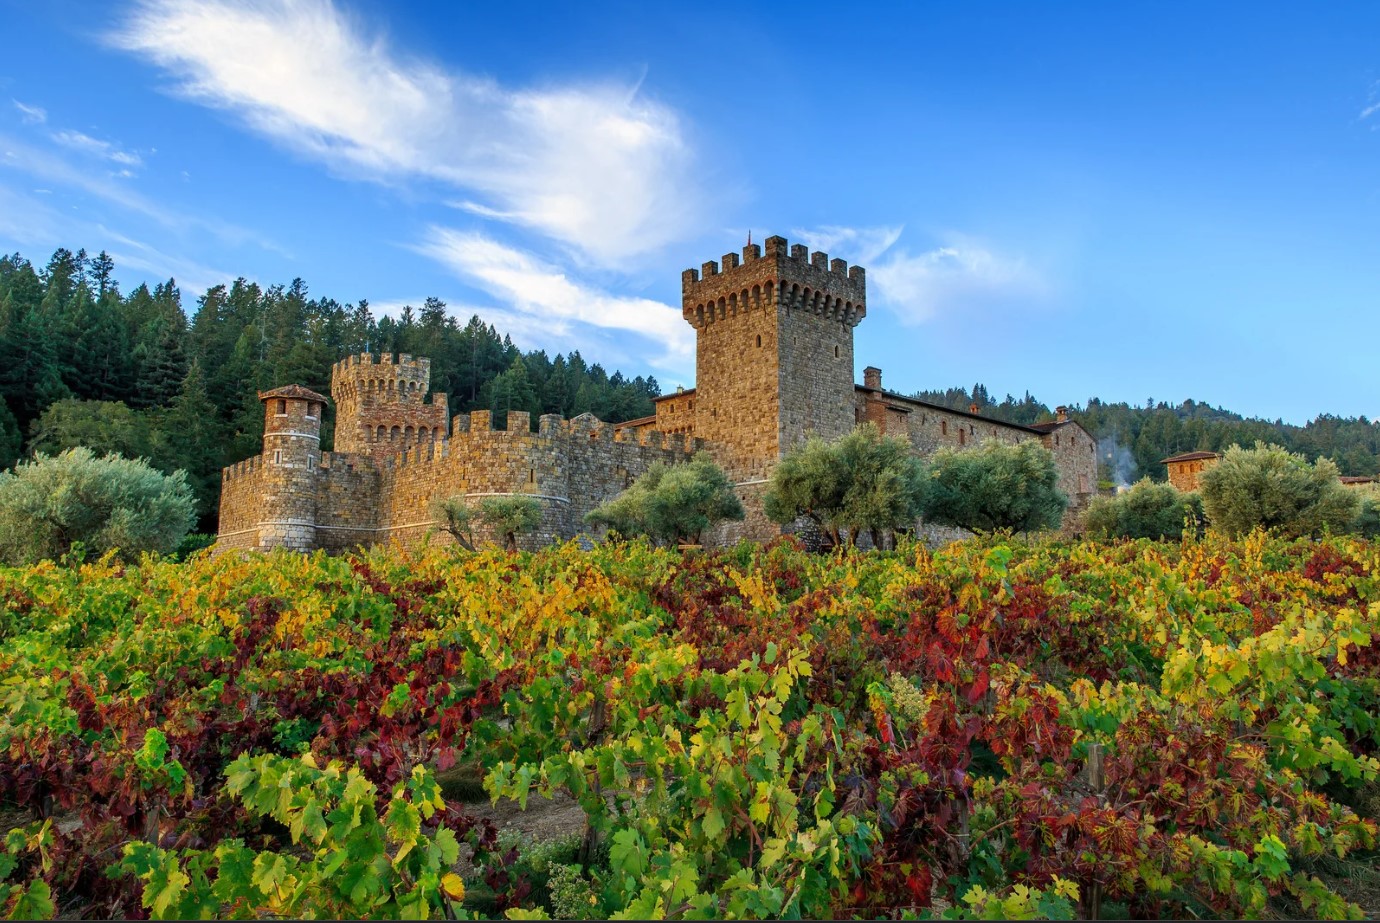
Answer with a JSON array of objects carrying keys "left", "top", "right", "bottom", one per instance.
[
  {"left": 855, "top": 388, "right": 1097, "bottom": 532},
  {"left": 257, "top": 390, "right": 325, "bottom": 551},
  {"left": 693, "top": 307, "right": 781, "bottom": 481},
  {"left": 217, "top": 458, "right": 268, "bottom": 550},
  {"left": 326, "top": 410, "right": 704, "bottom": 551},
  {"left": 653, "top": 392, "right": 696, "bottom": 434},
  {"left": 1166, "top": 459, "right": 1217, "bottom": 493},
  {"left": 779, "top": 307, "right": 856, "bottom": 451},
  {"left": 313, "top": 453, "right": 382, "bottom": 551},
  {"left": 331, "top": 353, "right": 449, "bottom": 461},
  {"left": 1041, "top": 423, "right": 1098, "bottom": 526}
]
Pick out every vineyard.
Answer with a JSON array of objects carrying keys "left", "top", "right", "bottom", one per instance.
[{"left": 0, "top": 533, "right": 1377, "bottom": 920}]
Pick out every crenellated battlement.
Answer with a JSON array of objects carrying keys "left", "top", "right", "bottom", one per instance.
[
  {"left": 222, "top": 455, "right": 262, "bottom": 483},
  {"left": 331, "top": 351, "right": 448, "bottom": 457},
  {"left": 331, "top": 351, "right": 431, "bottom": 377},
  {"left": 331, "top": 352, "right": 433, "bottom": 404},
  {"left": 681, "top": 234, "right": 866, "bottom": 329},
  {"left": 442, "top": 409, "right": 700, "bottom": 455}
]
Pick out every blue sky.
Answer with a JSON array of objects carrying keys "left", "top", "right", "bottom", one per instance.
[{"left": 2, "top": 1, "right": 1377, "bottom": 423}]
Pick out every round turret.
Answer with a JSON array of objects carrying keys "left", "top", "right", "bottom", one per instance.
[{"left": 257, "top": 384, "right": 328, "bottom": 551}]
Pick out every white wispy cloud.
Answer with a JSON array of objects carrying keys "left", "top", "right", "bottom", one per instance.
[
  {"left": 97, "top": 226, "right": 233, "bottom": 297},
  {"left": 787, "top": 224, "right": 1048, "bottom": 324},
  {"left": 1363, "top": 88, "right": 1380, "bottom": 122},
  {"left": 12, "top": 100, "right": 47, "bottom": 124},
  {"left": 0, "top": 132, "right": 282, "bottom": 252},
  {"left": 110, "top": 0, "right": 704, "bottom": 265},
  {"left": 870, "top": 235, "right": 1048, "bottom": 324},
  {"left": 0, "top": 182, "right": 233, "bottom": 297},
  {"left": 51, "top": 129, "right": 143, "bottom": 168},
  {"left": 416, "top": 227, "right": 694, "bottom": 370},
  {"left": 788, "top": 224, "right": 904, "bottom": 264}
]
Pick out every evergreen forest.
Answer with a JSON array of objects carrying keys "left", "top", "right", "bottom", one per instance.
[{"left": 1, "top": 246, "right": 1375, "bottom": 530}]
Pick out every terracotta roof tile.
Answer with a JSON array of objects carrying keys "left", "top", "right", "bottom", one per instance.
[
  {"left": 1160, "top": 450, "right": 1221, "bottom": 465},
  {"left": 258, "top": 384, "right": 330, "bottom": 403}
]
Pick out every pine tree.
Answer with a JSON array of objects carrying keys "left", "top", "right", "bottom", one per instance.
[{"left": 155, "top": 361, "right": 224, "bottom": 529}]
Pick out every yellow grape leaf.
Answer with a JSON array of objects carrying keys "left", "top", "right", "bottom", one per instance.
[{"left": 441, "top": 872, "right": 466, "bottom": 901}]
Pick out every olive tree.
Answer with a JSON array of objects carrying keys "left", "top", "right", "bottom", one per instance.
[
  {"left": 763, "top": 423, "right": 927, "bottom": 549},
  {"left": 920, "top": 439, "right": 1067, "bottom": 534},
  {"left": 586, "top": 452, "right": 743, "bottom": 546},
  {"left": 1083, "top": 479, "right": 1204, "bottom": 541},
  {"left": 479, "top": 496, "right": 544, "bottom": 551},
  {"left": 1354, "top": 492, "right": 1380, "bottom": 540},
  {"left": 1198, "top": 442, "right": 1358, "bottom": 538},
  {"left": 0, "top": 447, "right": 195, "bottom": 564},
  {"left": 432, "top": 494, "right": 544, "bottom": 551}
]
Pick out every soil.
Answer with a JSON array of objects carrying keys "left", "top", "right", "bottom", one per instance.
[{"left": 464, "top": 790, "right": 588, "bottom": 846}]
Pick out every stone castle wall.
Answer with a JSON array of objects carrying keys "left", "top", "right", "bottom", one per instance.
[
  {"left": 216, "top": 458, "right": 268, "bottom": 551},
  {"left": 216, "top": 402, "right": 701, "bottom": 553},
  {"left": 857, "top": 387, "right": 1098, "bottom": 531},
  {"left": 652, "top": 392, "right": 695, "bottom": 434},
  {"left": 371, "top": 411, "right": 699, "bottom": 549},
  {"left": 1042, "top": 424, "right": 1098, "bottom": 524}
]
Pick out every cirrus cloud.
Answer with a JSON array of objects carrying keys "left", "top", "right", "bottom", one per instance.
[
  {"left": 110, "top": 0, "right": 704, "bottom": 265},
  {"left": 415, "top": 226, "right": 694, "bottom": 373},
  {"left": 790, "top": 223, "right": 1049, "bottom": 324},
  {"left": 872, "top": 236, "right": 1048, "bottom": 325}
]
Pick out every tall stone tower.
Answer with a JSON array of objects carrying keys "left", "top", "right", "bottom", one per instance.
[
  {"left": 257, "top": 384, "right": 328, "bottom": 550},
  {"left": 682, "top": 235, "right": 866, "bottom": 482},
  {"left": 331, "top": 353, "right": 449, "bottom": 460}
]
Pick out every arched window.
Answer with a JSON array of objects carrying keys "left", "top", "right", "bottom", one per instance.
[
  {"left": 941, "top": 420, "right": 948, "bottom": 436},
  {"left": 834, "top": 345, "right": 840, "bottom": 358},
  {"left": 390, "top": 426, "right": 401, "bottom": 441},
  {"left": 756, "top": 334, "right": 762, "bottom": 348}
]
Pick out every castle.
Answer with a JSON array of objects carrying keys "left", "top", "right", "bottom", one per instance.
[{"left": 215, "top": 235, "right": 1097, "bottom": 552}]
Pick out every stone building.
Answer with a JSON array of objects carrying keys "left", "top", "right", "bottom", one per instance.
[
  {"left": 216, "top": 235, "right": 1098, "bottom": 552},
  {"left": 1161, "top": 450, "right": 1221, "bottom": 492}
]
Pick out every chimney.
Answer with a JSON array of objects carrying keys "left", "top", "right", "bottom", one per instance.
[
  {"left": 969, "top": 402, "right": 979, "bottom": 415},
  {"left": 863, "top": 366, "right": 882, "bottom": 390},
  {"left": 1056, "top": 406, "right": 1069, "bottom": 423}
]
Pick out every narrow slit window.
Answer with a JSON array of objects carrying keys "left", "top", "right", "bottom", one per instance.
[
  {"left": 274, "top": 450, "right": 282, "bottom": 464},
  {"left": 756, "top": 334, "right": 762, "bottom": 348},
  {"left": 276, "top": 399, "right": 286, "bottom": 415}
]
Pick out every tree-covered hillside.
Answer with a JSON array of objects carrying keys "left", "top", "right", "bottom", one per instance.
[
  {"left": 0, "top": 248, "right": 658, "bottom": 529},
  {"left": 914, "top": 385, "right": 1380, "bottom": 485}
]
